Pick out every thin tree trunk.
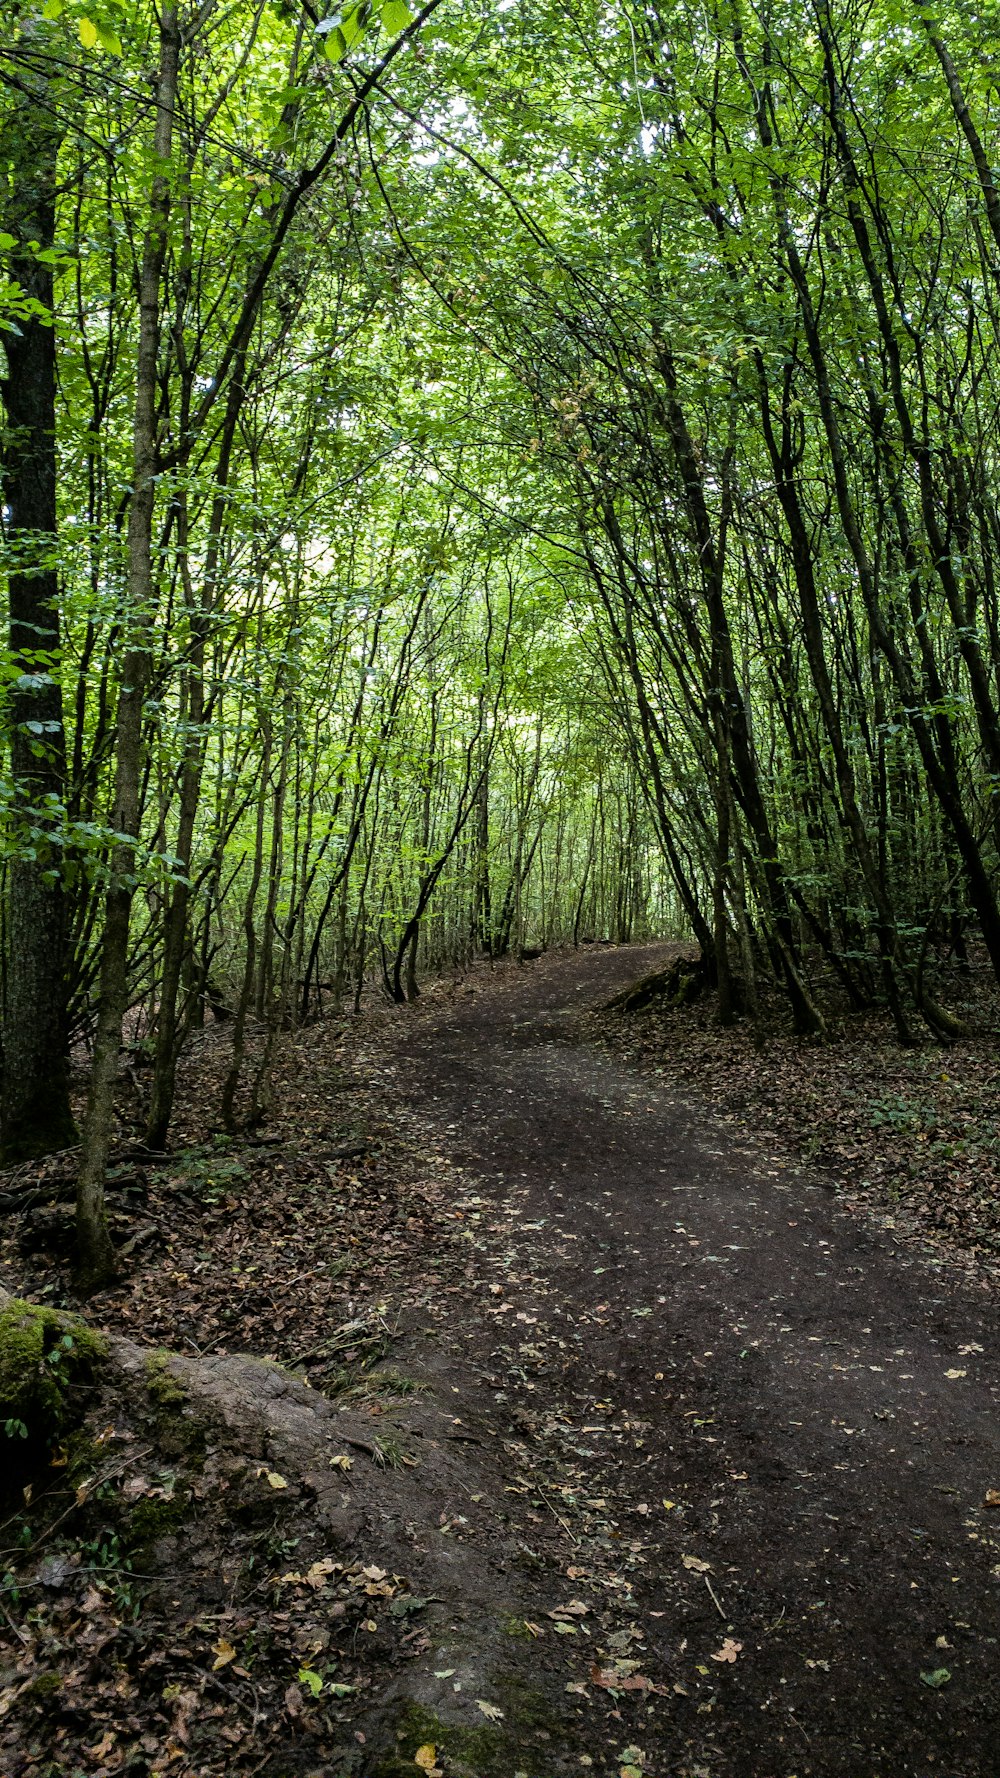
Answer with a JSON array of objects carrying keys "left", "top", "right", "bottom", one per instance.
[{"left": 75, "top": 9, "right": 180, "bottom": 1291}]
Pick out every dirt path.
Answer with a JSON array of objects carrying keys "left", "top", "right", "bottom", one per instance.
[{"left": 377, "top": 943, "right": 1000, "bottom": 1778}]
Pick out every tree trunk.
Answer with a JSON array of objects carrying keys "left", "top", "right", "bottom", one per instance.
[
  {"left": 0, "top": 36, "right": 75, "bottom": 1160},
  {"left": 75, "top": 9, "right": 180, "bottom": 1292}
]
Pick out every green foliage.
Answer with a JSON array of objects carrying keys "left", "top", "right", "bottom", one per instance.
[{"left": 5, "top": 0, "right": 1000, "bottom": 1110}]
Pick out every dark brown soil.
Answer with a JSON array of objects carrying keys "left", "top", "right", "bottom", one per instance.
[{"left": 372, "top": 941, "right": 1000, "bottom": 1778}]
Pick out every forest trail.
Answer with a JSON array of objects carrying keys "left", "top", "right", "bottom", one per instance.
[{"left": 378, "top": 943, "right": 1000, "bottom": 1778}]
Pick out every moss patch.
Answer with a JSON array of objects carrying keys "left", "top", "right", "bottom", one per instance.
[
  {"left": 125, "top": 1489, "right": 189, "bottom": 1553},
  {"left": 23, "top": 1673, "right": 62, "bottom": 1704},
  {"left": 372, "top": 1689, "right": 559, "bottom": 1778},
  {"left": 372, "top": 1704, "right": 512, "bottom": 1778},
  {"left": 0, "top": 1300, "right": 106, "bottom": 1456},
  {"left": 143, "top": 1352, "right": 208, "bottom": 1456},
  {"left": 144, "top": 1351, "right": 188, "bottom": 1409}
]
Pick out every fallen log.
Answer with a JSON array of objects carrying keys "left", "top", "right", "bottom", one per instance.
[{"left": 604, "top": 951, "right": 710, "bottom": 1013}]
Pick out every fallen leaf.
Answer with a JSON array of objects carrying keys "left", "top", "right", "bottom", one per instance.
[
  {"left": 390, "top": 1594, "right": 434, "bottom": 1618},
  {"left": 984, "top": 1489, "right": 1000, "bottom": 1508},
  {"left": 330, "top": 1454, "right": 353, "bottom": 1471},
  {"left": 297, "top": 1667, "right": 323, "bottom": 1697},
  {"left": 944, "top": 1369, "right": 967, "bottom": 1381},
  {"left": 264, "top": 1470, "right": 288, "bottom": 1489},
  {"left": 211, "top": 1637, "right": 237, "bottom": 1671},
  {"left": 710, "top": 1638, "right": 742, "bottom": 1663},
  {"left": 590, "top": 1665, "right": 621, "bottom": 1689},
  {"left": 476, "top": 1699, "right": 504, "bottom": 1721},
  {"left": 920, "top": 1668, "right": 951, "bottom": 1689},
  {"left": 682, "top": 1555, "right": 711, "bottom": 1573},
  {"left": 414, "top": 1746, "right": 438, "bottom": 1772}
]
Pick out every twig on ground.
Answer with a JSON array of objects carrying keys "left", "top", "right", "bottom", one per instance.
[{"left": 705, "top": 1573, "right": 727, "bottom": 1619}]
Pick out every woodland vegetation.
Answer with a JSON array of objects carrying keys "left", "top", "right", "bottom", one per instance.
[{"left": 3, "top": 0, "right": 1000, "bottom": 1292}]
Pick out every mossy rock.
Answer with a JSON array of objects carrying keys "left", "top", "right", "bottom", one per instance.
[{"left": 0, "top": 1299, "right": 106, "bottom": 1459}]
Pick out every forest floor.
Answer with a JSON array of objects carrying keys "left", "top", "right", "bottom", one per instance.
[{"left": 2, "top": 943, "right": 1000, "bottom": 1778}]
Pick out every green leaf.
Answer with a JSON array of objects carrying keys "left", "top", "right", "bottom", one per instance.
[
  {"left": 297, "top": 1667, "right": 323, "bottom": 1697},
  {"left": 324, "top": 26, "right": 348, "bottom": 59},
  {"left": 78, "top": 17, "right": 98, "bottom": 47},
  {"left": 388, "top": 1593, "right": 433, "bottom": 1617},
  {"left": 0, "top": 233, "right": 17, "bottom": 252},
  {"left": 95, "top": 21, "right": 123, "bottom": 53},
  {"left": 41, "top": 0, "right": 64, "bottom": 17},
  {"left": 381, "top": 0, "right": 413, "bottom": 31},
  {"left": 919, "top": 1668, "right": 951, "bottom": 1689}
]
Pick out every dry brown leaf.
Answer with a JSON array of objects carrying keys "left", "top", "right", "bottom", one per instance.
[{"left": 710, "top": 1638, "right": 743, "bottom": 1663}]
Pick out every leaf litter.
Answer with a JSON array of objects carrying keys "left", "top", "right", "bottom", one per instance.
[{"left": 2, "top": 948, "right": 1000, "bottom": 1776}]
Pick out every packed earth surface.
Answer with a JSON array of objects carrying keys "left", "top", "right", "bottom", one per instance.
[{"left": 3, "top": 943, "right": 1000, "bottom": 1778}]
